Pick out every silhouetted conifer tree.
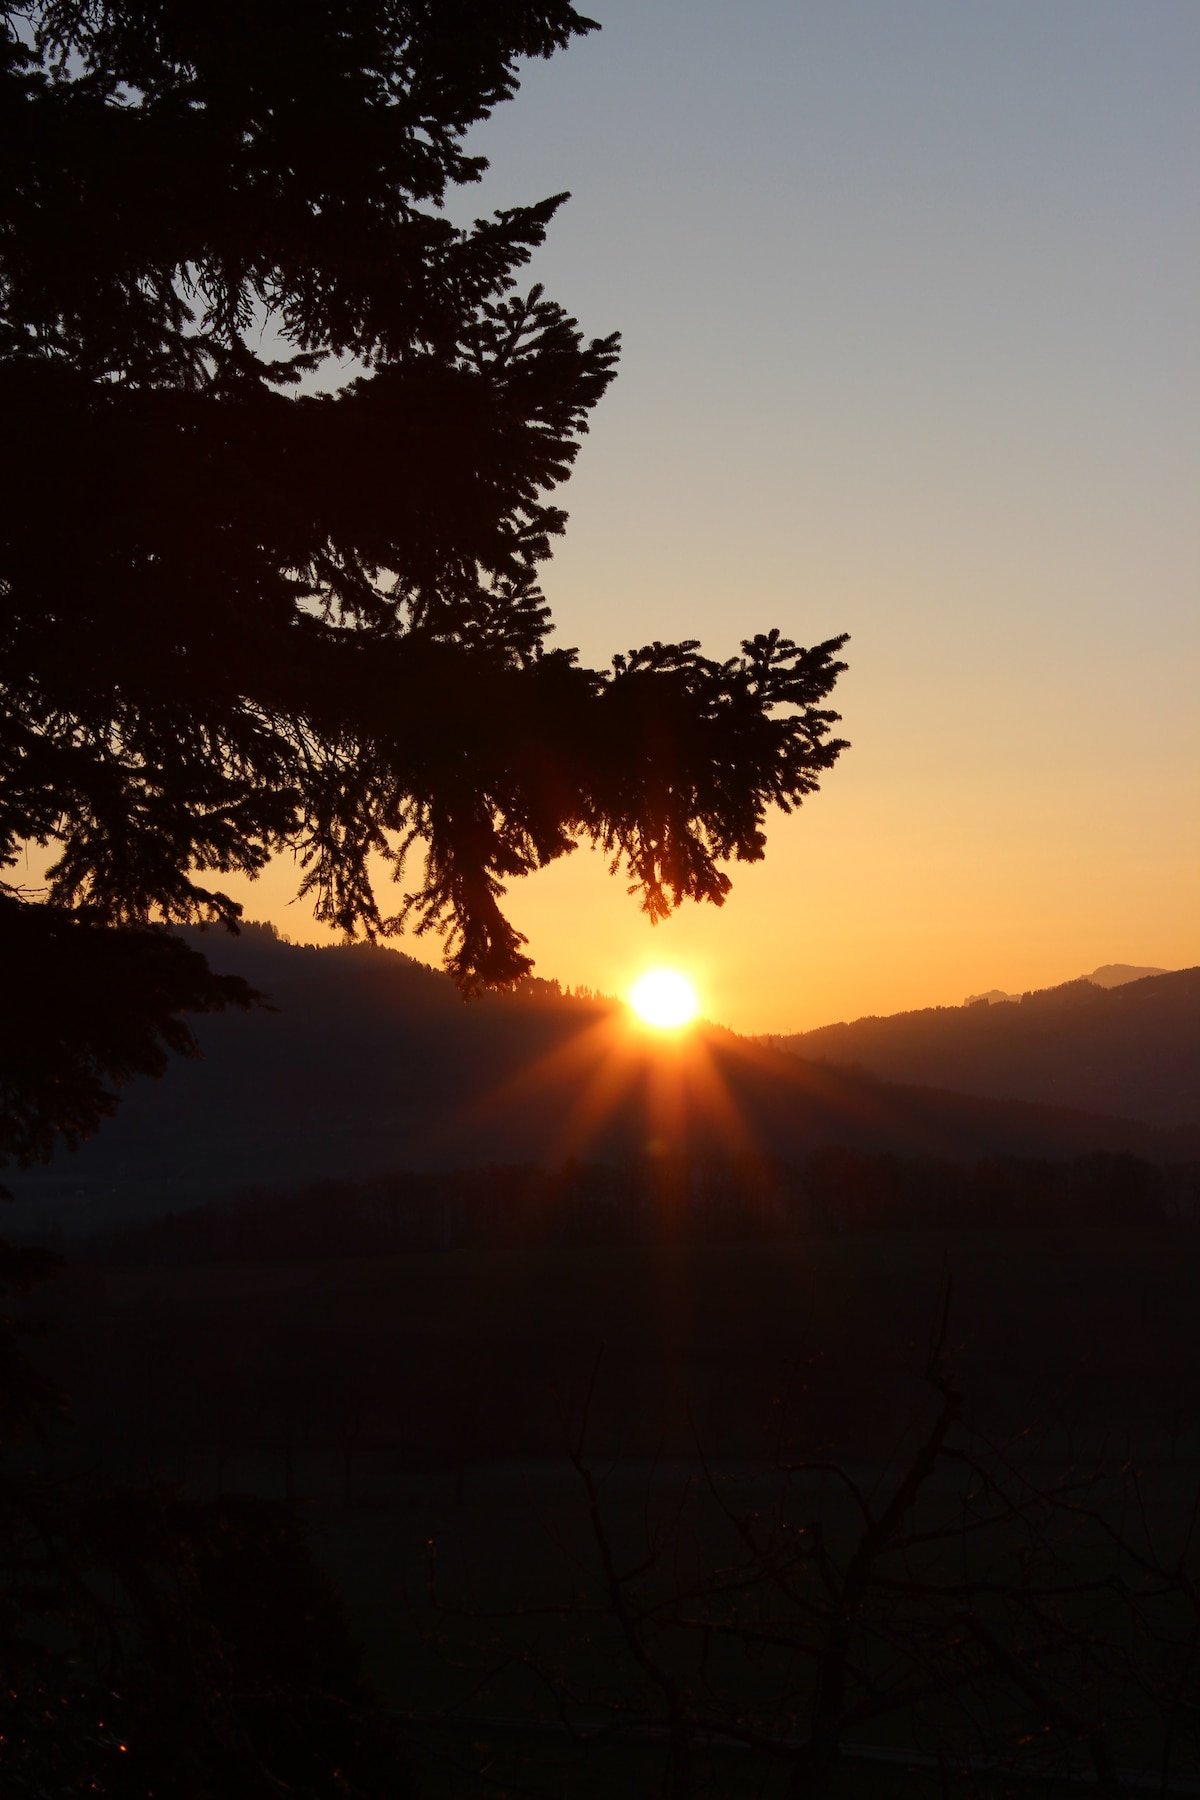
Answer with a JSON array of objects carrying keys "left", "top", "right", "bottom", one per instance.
[{"left": 0, "top": 2, "right": 847, "bottom": 1152}]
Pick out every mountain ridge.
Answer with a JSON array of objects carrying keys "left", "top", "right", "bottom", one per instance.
[
  {"left": 768, "top": 967, "right": 1200, "bottom": 1129},
  {"left": 964, "top": 963, "right": 1167, "bottom": 1005},
  {"left": 7, "top": 926, "right": 1197, "bottom": 1232}
]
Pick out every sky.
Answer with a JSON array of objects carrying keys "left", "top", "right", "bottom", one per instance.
[{"left": 235, "top": 0, "right": 1199, "bottom": 1034}]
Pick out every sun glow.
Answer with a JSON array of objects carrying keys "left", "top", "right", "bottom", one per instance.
[{"left": 628, "top": 969, "right": 699, "bottom": 1030}]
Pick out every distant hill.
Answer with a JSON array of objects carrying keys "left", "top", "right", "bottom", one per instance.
[
  {"left": 964, "top": 964, "right": 1167, "bottom": 1006},
  {"left": 9, "top": 927, "right": 1198, "bottom": 1233},
  {"left": 1087, "top": 962, "right": 1169, "bottom": 989},
  {"left": 770, "top": 969, "right": 1200, "bottom": 1129}
]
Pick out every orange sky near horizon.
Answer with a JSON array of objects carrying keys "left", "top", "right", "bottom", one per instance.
[{"left": 212, "top": 709, "right": 1196, "bottom": 1036}]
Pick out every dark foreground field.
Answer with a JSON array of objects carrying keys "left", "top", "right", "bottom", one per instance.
[
  {"left": 48, "top": 1227, "right": 1200, "bottom": 1474},
  {"left": 28, "top": 1231, "right": 1200, "bottom": 1795}
]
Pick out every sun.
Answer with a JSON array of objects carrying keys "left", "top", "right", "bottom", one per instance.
[{"left": 628, "top": 969, "right": 699, "bottom": 1030}]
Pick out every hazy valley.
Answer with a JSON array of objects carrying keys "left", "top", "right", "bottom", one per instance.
[{"left": 9, "top": 927, "right": 1198, "bottom": 1236}]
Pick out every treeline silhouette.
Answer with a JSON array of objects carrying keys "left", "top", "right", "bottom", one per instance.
[{"left": 88, "top": 1150, "right": 1200, "bottom": 1265}]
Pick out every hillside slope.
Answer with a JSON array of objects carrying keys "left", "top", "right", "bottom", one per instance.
[
  {"left": 771, "top": 969, "right": 1200, "bottom": 1128},
  {"left": 10, "top": 927, "right": 1197, "bottom": 1231}
]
